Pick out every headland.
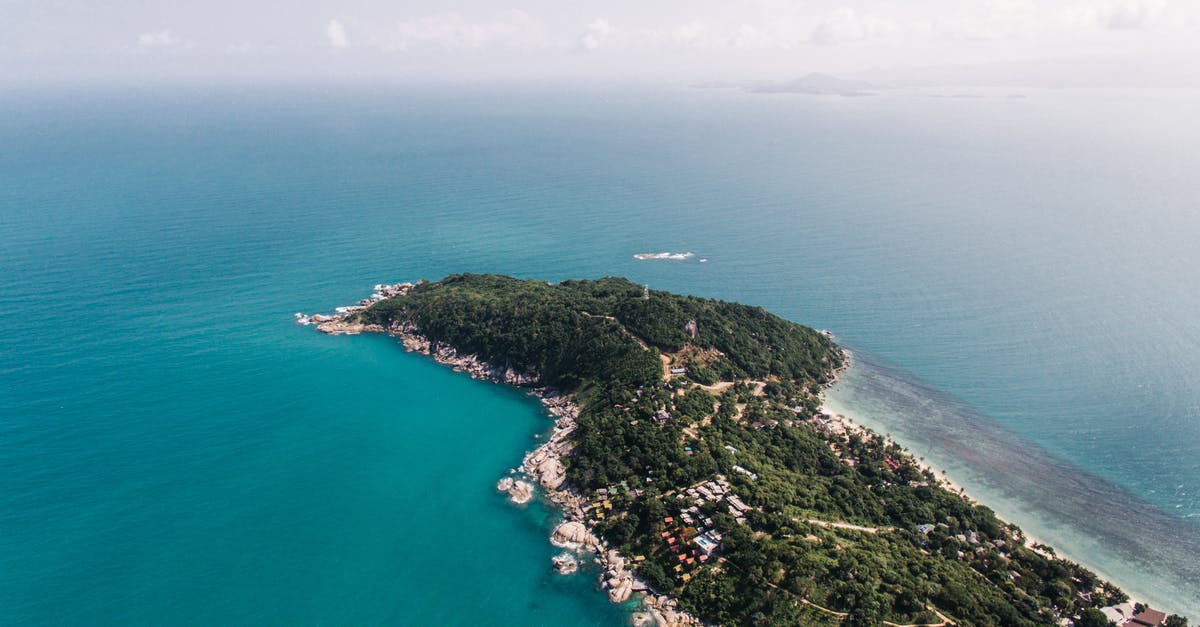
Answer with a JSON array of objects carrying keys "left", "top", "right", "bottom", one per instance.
[{"left": 303, "top": 274, "right": 1187, "bottom": 627}]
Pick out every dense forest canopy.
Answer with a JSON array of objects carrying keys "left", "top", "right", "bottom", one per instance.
[{"left": 358, "top": 274, "right": 841, "bottom": 393}]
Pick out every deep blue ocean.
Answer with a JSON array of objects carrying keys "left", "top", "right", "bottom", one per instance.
[{"left": 2, "top": 84, "right": 1198, "bottom": 622}]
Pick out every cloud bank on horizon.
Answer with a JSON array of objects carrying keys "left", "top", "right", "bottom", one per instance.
[{"left": 4, "top": 0, "right": 1199, "bottom": 84}]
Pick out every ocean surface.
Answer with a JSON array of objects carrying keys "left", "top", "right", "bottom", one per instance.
[{"left": 2, "top": 83, "right": 1198, "bottom": 622}]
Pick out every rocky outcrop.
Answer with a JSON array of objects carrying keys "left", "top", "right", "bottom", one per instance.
[
  {"left": 551, "top": 521, "right": 597, "bottom": 548},
  {"left": 496, "top": 477, "right": 535, "bottom": 504},
  {"left": 508, "top": 480, "right": 534, "bottom": 504},
  {"left": 642, "top": 596, "right": 701, "bottom": 627},
  {"left": 525, "top": 447, "right": 567, "bottom": 489},
  {"left": 315, "top": 320, "right": 383, "bottom": 335},
  {"left": 605, "top": 549, "right": 626, "bottom": 573},
  {"left": 389, "top": 328, "right": 541, "bottom": 388},
  {"left": 607, "top": 577, "right": 633, "bottom": 604},
  {"left": 551, "top": 552, "right": 578, "bottom": 575},
  {"left": 599, "top": 548, "right": 639, "bottom": 605},
  {"left": 300, "top": 283, "right": 415, "bottom": 334}
]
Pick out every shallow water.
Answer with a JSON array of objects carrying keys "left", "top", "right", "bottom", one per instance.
[{"left": 825, "top": 353, "right": 1200, "bottom": 616}]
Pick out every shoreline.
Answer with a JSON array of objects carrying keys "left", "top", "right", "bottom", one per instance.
[
  {"left": 305, "top": 285, "right": 699, "bottom": 627},
  {"left": 825, "top": 351, "right": 1062, "bottom": 544},
  {"left": 819, "top": 351, "right": 971, "bottom": 500},
  {"left": 821, "top": 357, "right": 1175, "bottom": 616}
]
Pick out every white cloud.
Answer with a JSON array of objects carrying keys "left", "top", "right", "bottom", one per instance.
[
  {"left": 13, "top": 0, "right": 1197, "bottom": 83},
  {"left": 575, "top": 19, "right": 611, "bottom": 52},
  {"left": 137, "top": 30, "right": 179, "bottom": 48},
  {"left": 731, "top": 24, "right": 778, "bottom": 50},
  {"left": 326, "top": 19, "right": 349, "bottom": 49},
  {"left": 382, "top": 11, "right": 541, "bottom": 52},
  {"left": 1051, "top": 0, "right": 1183, "bottom": 34},
  {"left": 224, "top": 42, "right": 257, "bottom": 55},
  {"left": 667, "top": 21, "right": 710, "bottom": 47},
  {"left": 810, "top": 8, "right": 895, "bottom": 46},
  {"left": 1105, "top": 0, "right": 1161, "bottom": 29},
  {"left": 637, "top": 21, "right": 718, "bottom": 50}
]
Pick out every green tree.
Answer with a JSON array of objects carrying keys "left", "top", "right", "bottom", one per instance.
[{"left": 1075, "top": 608, "right": 1113, "bottom": 627}]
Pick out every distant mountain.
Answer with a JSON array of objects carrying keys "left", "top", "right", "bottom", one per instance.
[{"left": 848, "top": 56, "right": 1200, "bottom": 89}]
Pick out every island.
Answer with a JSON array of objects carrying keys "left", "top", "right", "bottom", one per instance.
[{"left": 308, "top": 274, "right": 1187, "bottom": 627}]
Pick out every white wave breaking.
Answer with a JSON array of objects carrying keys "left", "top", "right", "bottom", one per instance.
[{"left": 633, "top": 251, "right": 695, "bottom": 260}]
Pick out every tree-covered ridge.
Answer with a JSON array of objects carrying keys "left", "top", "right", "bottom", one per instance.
[
  {"left": 352, "top": 274, "right": 1153, "bottom": 627},
  {"left": 357, "top": 273, "right": 842, "bottom": 393}
]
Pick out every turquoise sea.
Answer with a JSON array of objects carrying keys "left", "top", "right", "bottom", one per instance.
[{"left": 2, "top": 84, "right": 1198, "bottom": 622}]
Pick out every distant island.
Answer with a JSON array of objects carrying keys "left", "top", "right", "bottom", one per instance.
[
  {"left": 307, "top": 274, "right": 1186, "bottom": 627},
  {"left": 695, "top": 73, "right": 874, "bottom": 97}
]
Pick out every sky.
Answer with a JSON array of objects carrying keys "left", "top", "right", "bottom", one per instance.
[{"left": 3, "top": 0, "right": 1199, "bottom": 85}]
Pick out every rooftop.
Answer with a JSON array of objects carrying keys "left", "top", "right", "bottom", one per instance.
[{"left": 1129, "top": 608, "right": 1167, "bottom": 627}]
